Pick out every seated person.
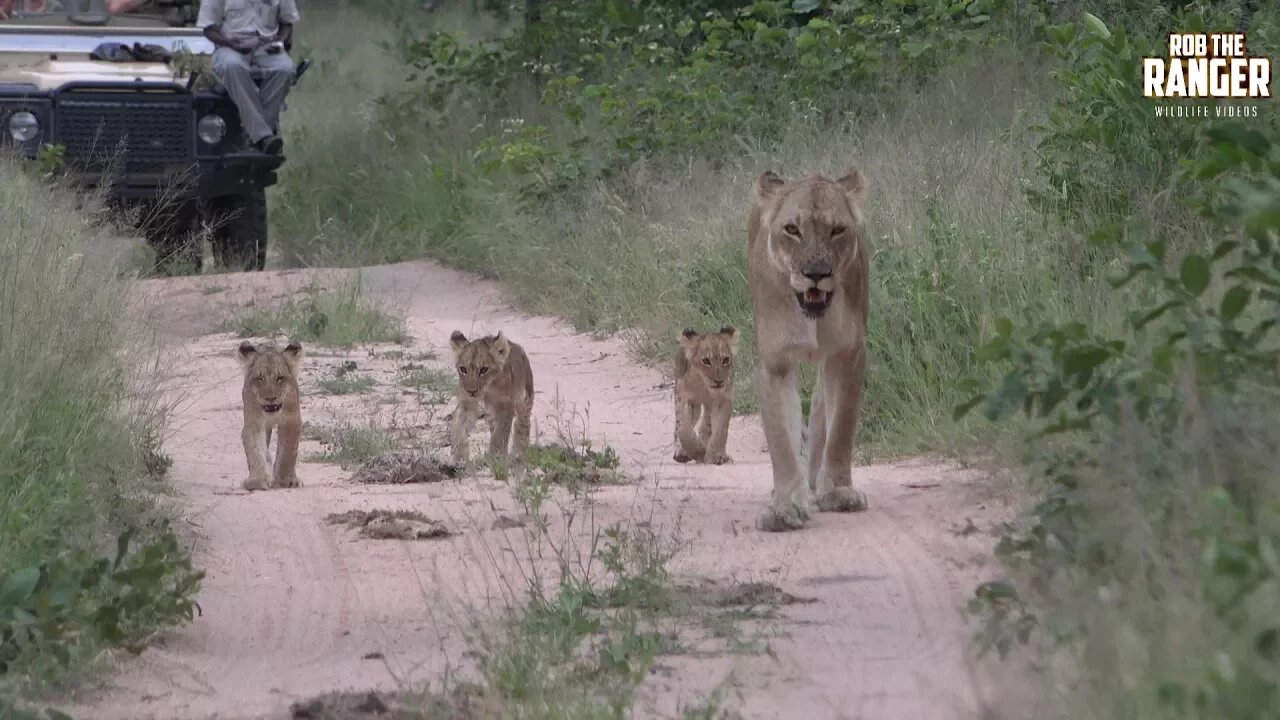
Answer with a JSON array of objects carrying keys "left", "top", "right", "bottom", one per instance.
[{"left": 196, "top": 0, "right": 299, "bottom": 155}]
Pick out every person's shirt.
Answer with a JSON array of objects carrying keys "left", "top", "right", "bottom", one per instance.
[{"left": 196, "top": 0, "right": 300, "bottom": 41}]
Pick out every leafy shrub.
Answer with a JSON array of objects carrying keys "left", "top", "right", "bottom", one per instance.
[{"left": 960, "top": 119, "right": 1280, "bottom": 717}]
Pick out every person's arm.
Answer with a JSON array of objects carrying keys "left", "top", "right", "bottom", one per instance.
[
  {"left": 196, "top": 0, "right": 248, "bottom": 52},
  {"left": 277, "top": 0, "right": 300, "bottom": 51}
]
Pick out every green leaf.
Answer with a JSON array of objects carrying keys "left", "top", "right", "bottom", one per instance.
[
  {"left": 1134, "top": 300, "right": 1180, "bottom": 330},
  {"left": 1081, "top": 12, "right": 1111, "bottom": 40},
  {"left": 0, "top": 567, "right": 41, "bottom": 607},
  {"left": 1180, "top": 255, "right": 1211, "bottom": 296},
  {"left": 1220, "top": 286, "right": 1251, "bottom": 321},
  {"left": 792, "top": 0, "right": 821, "bottom": 13},
  {"left": 953, "top": 394, "right": 985, "bottom": 421}
]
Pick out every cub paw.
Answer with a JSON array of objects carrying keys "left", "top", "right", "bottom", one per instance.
[
  {"left": 755, "top": 503, "right": 808, "bottom": 533},
  {"left": 242, "top": 475, "right": 269, "bottom": 491},
  {"left": 817, "top": 487, "right": 868, "bottom": 513},
  {"left": 704, "top": 452, "right": 733, "bottom": 465}
]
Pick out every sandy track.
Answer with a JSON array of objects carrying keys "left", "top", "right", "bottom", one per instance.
[{"left": 58, "top": 260, "right": 1014, "bottom": 720}]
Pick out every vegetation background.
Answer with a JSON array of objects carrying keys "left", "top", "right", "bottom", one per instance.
[
  {"left": 270, "top": 0, "right": 1280, "bottom": 717},
  {"left": 3, "top": 0, "right": 1278, "bottom": 717}
]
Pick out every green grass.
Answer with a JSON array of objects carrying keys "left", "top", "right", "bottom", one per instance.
[
  {"left": 305, "top": 416, "right": 404, "bottom": 469},
  {"left": 315, "top": 361, "right": 377, "bottom": 395},
  {"left": 397, "top": 366, "right": 454, "bottom": 396},
  {"left": 232, "top": 274, "right": 408, "bottom": 349},
  {"left": 0, "top": 157, "right": 201, "bottom": 701}
]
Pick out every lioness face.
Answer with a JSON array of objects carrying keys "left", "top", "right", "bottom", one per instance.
[
  {"left": 238, "top": 341, "right": 302, "bottom": 414},
  {"left": 754, "top": 167, "right": 869, "bottom": 319},
  {"left": 679, "top": 326, "right": 739, "bottom": 389},
  {"left": 450, "top": 330, "right": 510, "bottom": 398}
]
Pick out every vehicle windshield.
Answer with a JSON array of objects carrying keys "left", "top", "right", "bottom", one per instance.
[{"left": 0, "top": 0, "right": 194, "bottom": 28}]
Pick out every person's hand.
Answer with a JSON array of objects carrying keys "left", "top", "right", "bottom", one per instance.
[{"left": 231, "top": 36, "right": 260, "bottom": 54}]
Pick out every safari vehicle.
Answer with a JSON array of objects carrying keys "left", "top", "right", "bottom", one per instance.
[{"left": 0, "top": 0, "right": 308, "bottom": 273}]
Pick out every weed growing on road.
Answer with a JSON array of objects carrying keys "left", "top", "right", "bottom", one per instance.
[
  {"left": 306, "top": 416, "right": 405, "bottom": 469},
  {"left": 234, "top": 275, "right": 407, "bottom": 349},
  {"left": 316, "top": 361, "right": 377, "bottom": 396}
]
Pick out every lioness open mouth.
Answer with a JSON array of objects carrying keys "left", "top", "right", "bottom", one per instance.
[
  {"left": 262, "top": 403, "right": 283, "bottom": 413},
  {"left": 795, "top": 288, "right": 832, "bottom": 318}
]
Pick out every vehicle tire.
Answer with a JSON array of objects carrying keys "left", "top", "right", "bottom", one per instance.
[
  {"left": 208, "top": 189, "right": 268, "bottom": 272},
  {"left": 142, "top": 198, "right": 203, "bottom": 276}
]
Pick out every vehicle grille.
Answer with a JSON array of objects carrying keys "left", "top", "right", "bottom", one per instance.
[{"left": 54, "top": 91, "right": 193, "bottom": 175}]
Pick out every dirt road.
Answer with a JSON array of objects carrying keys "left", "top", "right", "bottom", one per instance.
[{"left": 59, "top": 260, "right": 1015, "bottom": 720}]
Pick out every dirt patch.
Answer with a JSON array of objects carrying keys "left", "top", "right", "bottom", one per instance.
[
  {"left": 325, "top": 509, "right": 453, "bottom": 541},
  {"left": 350, "top": 450, "right": 458, "bottom": 485}
]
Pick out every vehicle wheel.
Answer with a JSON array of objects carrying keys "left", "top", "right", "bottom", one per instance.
[
  {"left": 142, "top": 199, "right": 203, "bottom": 276},
  {"left": 208, "top": 189, "right": 268, "bottom": 272}
]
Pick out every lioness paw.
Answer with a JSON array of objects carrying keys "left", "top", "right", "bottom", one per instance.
[
  {"left": 705, "top": 452, "right": 732, "bottom": 465},
  {"left": 272, "top": 475, "right": 301, "bottom": 489},
  {"left": 673, "top": 451, "right": 694, "bottom": 463},
  {"left": 242, "top": 475, "right": 269, "bottom": 491},
  {"left": 817, "top": 487, "right": 868, "bottom": 513},
  {"left": 755, "top": 503, "right": 808, "bottom": 533}
]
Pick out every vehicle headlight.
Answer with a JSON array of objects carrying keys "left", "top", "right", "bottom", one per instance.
[
  {"left": 7, "top": 111, "right": 39, "bottom": 143},
  {"left": 197, "top": 114, "right": 227, "bottom": 145}
]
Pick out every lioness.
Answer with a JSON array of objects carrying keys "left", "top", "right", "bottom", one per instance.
[
  {"left": 449, "top": 330, "right": 535, "bottom": 466},
  {"left": 672, "top": 326, "right": 738, "bottom": 465},
  {"left": 237, "top": 340, "right": 304, "bottom": 491},
  {"left": 748, "top": 166, "right": 871, "bottom": 532}
]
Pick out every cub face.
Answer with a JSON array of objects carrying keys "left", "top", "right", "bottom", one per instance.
[
  {"left": 753, "top": 167, "right": 869, "bottom": 319},
  {"left": 450, "top": 330, "right": 510, "bottom": 398},
  {"left": 237, "top": 340, "right": 303, "bottom": 414},
  {"left": 678, "top": 326, "right": 739, "bottom": 390}
]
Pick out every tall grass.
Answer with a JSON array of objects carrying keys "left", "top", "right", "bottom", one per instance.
[
  {"left": 0, "top": 158, "right": 171, "bottom": 569},
  {"left": 275, "top": 4, "right": 1118, "bottom": 456},
  {"left": 0, "top": 156, "right": 201, "bottom": 700}
]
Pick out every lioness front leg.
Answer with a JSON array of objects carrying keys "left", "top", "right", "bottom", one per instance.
[
  {"left": 815, "top": 349, "right": 868, "bottom": 513},
  {"left": 674, "top": 399, "right": 705, "bottom": 463},
  {"left": 703, "top": 398, "right": 733, "bottom": 465},
  {"left": 241, "top": 424, "right": 270, "bottom": 491},
  {"left": 806, "top": 374, "right": 827, "bottom": 494},
  {"left": 271, "top": 417, "right": 302, "bottom": 488},
  {"left": 451, "top": 402, "right": 479, "bottom": 464},
  {"left": 754, "top": 361, "right": 811, "bottom": 532}
]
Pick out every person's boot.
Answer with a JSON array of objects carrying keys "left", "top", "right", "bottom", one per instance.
[{"left": 255, "top": 134, "right": 284, "bottom": 155}]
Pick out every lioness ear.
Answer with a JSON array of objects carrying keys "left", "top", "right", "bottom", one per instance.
[
  {"left": 753, "top": 171, "right": 786, "bottom": 205},
  {"left": 450, "top": 331, "right": 468, "bottom": 358},
  {"left": 492, "top": 331, "right": 510, "bottom": 359},
  {"left": 836, "top": 166, "right": 868, "bottom": 203},
  {"left": 282, "top": 341, "right": 303, "bottom": 371},
  {"left": 678, "top": 328, "right": 699, "bottom": 352},
  {"left": 237, "top": 341, "right": 257, "bottom": 366}
]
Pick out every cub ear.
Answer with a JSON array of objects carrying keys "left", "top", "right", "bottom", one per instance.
[
  {"left": 237, "top": 341, "right": 257, "bottom": 365},
  {"left": 753, "top": 170, "right": 786, "bottom": 205},
  {"left": 719, "top": 325, "right": 739, "bottom": 352},
  {"left": 678, "top": 328, "right": 700, "bottom": 352},
  {"left": 450, "top": 330, "right": 468, "bottom": 358},
  {"left": 492, "top": 331, "right": 510, "bottom": 358},
  {"left": 836, "top": 165, "right": 868, "bottom": 203},
  {"left": 282, "top": 340, "right": 303, "bottom": 370}
]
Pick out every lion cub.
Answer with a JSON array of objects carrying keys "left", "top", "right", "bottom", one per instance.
[
  {"left": 672, "top": 326, "right": 738, "bottom": 465},
  {"left": 449, "top": 330, "right": 535, "bottom": 466},
  {"left": 237, "top": 340, "right": 304, "bottom": 491}
]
